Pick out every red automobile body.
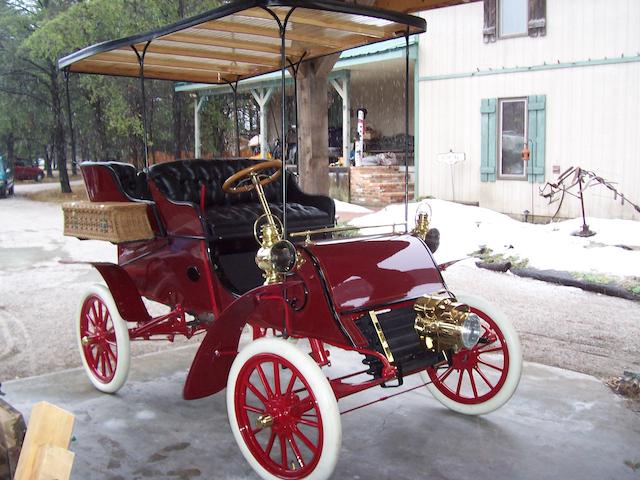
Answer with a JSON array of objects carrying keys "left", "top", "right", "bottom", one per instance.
[
  {"left": 15, "top": 162, "right": 44, "bottom": 181},
  {"left": 78, "top": 161, "right": 448, "bottom": 400}
]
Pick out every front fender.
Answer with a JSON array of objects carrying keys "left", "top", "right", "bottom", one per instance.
[{"left": 183, "top": 283, "right": 287, "bottom": 400}]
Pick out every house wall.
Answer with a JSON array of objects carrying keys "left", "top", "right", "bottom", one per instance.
[{"left": 417, "top": 0, "right": 640, "bottom": 220}]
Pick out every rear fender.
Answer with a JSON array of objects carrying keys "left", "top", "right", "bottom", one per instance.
[
  {"left": 183, "top": 283, "right": 286, "bottom": 400},
  {"left": 63, "top": 261, "right": 151, "bottom": 323}
]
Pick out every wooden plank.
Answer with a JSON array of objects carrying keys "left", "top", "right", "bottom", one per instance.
[
  {"left": 32, "top": 445, "right": 75, "bottom": 480},
  {"left": 238, "top": 8, "right": 388, "bottom": 38},
  {"left": 160, "top": 31, "right": 306, "bottom": 57},
  {"left": 94, "top": 51, "right": 257, "bottom": 76},
  {"left": 13, "top": 402, "right": 74, "bottom": 480},
  {"left": 143, "top": 42, "right": 280, "bottom": 68},
  {"left": 194, "top": 20, "right": 361, "bottom": 49},
  {"left": 0, "top": 399, "right": 26, "bottom": 479}
]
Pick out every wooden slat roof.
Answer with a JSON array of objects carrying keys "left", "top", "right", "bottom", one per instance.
[{"left": 58, "top": 0, "right": 426, "bottom": 84}]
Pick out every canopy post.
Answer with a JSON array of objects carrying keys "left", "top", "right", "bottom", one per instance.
[
  {"left": 228, "top": 80, "right": 240, "bottom": 156},
  {"left": 404, "top": 29, "right": 410, "bottom": 232},
  {"left": 63, "top": 69, "right": 77, "bottom": 175},
  {"left": 261, "top": 6, "right": 297, "bottom": 237},
  {"left": 132, "top": 42, "right": 151, "bottom": 170}
]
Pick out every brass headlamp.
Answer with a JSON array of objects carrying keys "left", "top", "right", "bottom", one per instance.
[{"left": 414, "top": 294, "right": 482, "bottom": 352}]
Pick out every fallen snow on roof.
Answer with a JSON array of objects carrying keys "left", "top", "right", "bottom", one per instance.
[{"left": 349, "top": 199, "right": 640, "bottom": 278}]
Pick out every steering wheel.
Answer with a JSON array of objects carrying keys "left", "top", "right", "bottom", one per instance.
[{"left": 222, "top": 159, "right": 282, "bottom": 194}]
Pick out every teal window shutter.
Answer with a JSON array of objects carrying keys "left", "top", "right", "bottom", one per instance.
[
  {"left": 527, "top": 95, "right": 546, "bottom": 183},
  {"left": 480, "top": 98, "right": 497, "bottom": 182}
]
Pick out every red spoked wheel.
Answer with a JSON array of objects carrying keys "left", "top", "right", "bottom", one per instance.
[
  {"left": 76, "top": 284, "right": 130, "bottom": 393},
  {"left": 421, "top": 294, "right": 522, "bottom": 415},
  {"left": 227, "top": 338, "right": 341, "bottom": 480}
]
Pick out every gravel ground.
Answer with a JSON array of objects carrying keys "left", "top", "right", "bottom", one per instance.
[{"left": 1, "top": 191, "right": 638, "bottom": 382}]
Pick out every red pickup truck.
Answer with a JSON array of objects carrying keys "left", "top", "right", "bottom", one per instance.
[{"left": 15, "top": 160, "right": 45, "bottom": 182}]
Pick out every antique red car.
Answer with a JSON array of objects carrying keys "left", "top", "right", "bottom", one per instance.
[{"left": 59, "top": 2, "right": 521, "bottom": 478}]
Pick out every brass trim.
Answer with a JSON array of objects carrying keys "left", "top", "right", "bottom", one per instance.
[
  {"left": 290, "top": 222, "right": 407, "bottom": 240},
  {"left": 369, "top": 310, "right": 394, "bottom": 364},
  {"left": 255, "top": 413, "right": 274, "bottom": 430}
]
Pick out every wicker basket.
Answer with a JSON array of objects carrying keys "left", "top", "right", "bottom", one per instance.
[{"left": 63, "top": 201, "right": 154, "bottom": 243}]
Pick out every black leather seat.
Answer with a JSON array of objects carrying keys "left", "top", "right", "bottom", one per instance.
[
  {"left": 103, "top": 162, "right": 152, "bottom": 200},
  {"left": 148, "top": 159, "right": 335, "bottom": 241}
]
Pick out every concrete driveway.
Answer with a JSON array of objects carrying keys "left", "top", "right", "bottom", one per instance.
[{"left": 4, "top": 343, "right": 639, "bottom": 480}]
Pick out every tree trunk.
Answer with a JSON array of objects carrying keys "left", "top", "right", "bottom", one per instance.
[
  {"left": 173, "top": 0, "right": 186, "bottom": 160},
  {"left": 296, "top": 54, "right": 339, "bottom": 195},
  {"left": 44, "top": 144, "right": 53, "bottom": 177},
  {"left": 64, "top": 74, "right": 77, "bottom": 176},
  {"left": 5, "top": 133, "right": 15, "bottom": 172},
  {"left": 50, "top": 66, "right": 71, "bottom": 193}
]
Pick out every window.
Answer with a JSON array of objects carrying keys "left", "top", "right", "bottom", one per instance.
[
  {"left": 499, "top": 98, "right": 527, "bottom": 178},
  {"left": 499, "top": 0, "right": 528, "bottom": 37}
]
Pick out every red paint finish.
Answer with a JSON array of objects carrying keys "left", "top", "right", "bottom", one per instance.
[
  {"left": 92, "top": 263, "right": 151, "bottom": 323},
  {"left": 149, "top": 182, "right": 205, "bottom": 238},
  {"left": 426, "top": 305, "right": 510, "bottom": 404},
  {"left": 303, "top": 234, "right": 445, "bottom": 313},
  {"left": 184, "top": 284, "right": 285, "bottom": 399},
  {"left": 80, "top": 294, "right": 118, "bottom": 383},
  {"left": 233, "top": 352, "right": 324, "bottom": 479},
  {"left": 81, "top": 163, "right": 130, "bottom": 202}
]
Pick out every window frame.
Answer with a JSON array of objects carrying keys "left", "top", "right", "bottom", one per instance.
[
  {"left": 498, "top": 0, "right": 529, "bottom": 39},
  {"left": 498, "top": 97, "right": 528, "bottom": 180}
]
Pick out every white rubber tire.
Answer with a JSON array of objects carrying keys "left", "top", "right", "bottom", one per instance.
[
  {"left": 227, "top": 338, "right": 341, "bottom": 480},
  {"left": 421, "top": 294, "right": 522, "bottom": 415},
  {"left": 76, "top": 284, "right": 131, "bottom": 393}
]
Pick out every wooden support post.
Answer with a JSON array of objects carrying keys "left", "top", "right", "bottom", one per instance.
[
  {"left": 250, "top": 87, "right": 274, "bottom": 158},
  {"left": 296, "top": 54, "right": 340, "bottom": 195},
  {"left": 14, "top": 402, "right": 75, "bottom": 480}
]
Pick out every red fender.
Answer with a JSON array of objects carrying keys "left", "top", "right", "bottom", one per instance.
[
  {"left": 183, "top": 283, "right": 287, "bottom": 400},
  {"left": 62, "top": 261, "right": 151, "bottom": 323}
]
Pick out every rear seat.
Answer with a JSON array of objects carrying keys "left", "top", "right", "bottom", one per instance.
[{"left": 148, "top": 158, "right": 335, "bottom": 241}]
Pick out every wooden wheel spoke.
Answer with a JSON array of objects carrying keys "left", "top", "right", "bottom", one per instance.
[
  {"left": 265, "top": 430, "right": 277, "bottom": 457},
  {"left": 478, "top": 359, "right": 504, "bottom": 372},
  {"left": 293, "top": 425, "right": 317, "bottom": 451},
  {"left": 273, "top": 361, "right": 281, "bottom": 395},
  {"left": 287, "top": 434, "right": 305, "bottom": 468},
  {"left": 438, "top": 366, "right": 454, "bottom": 382},
  {"left": 296, "top": 396, "right": 316, "bottom": 415},
  {"left": 455, "top": 369, "right": 464, "bottom": 395},
  {"left": 474, "top": 366, "right": 494, "bottom": 389},
  {"left": 285, "top": 373, "right": 298, "bottom": 396},
  {"left": 279, "top": 433, "right": 288, "bottom": 468},
  {"left": 243, "top": 404, "right": 265, "bottom": 415},
  {"left": 468, "top": 368, "right": 479, "bottom": 398},
  {"left": 247, "top": 380, "right": 268, "bottom": 405},
  {"left": 478, "top": 346, "right": 503, "bottom": 355},
  {"left": 256, "top": 365, "right": 274, "bottom": 398},
  {"left": 298, "top": 417, "right": 319, "bottom": 427}
]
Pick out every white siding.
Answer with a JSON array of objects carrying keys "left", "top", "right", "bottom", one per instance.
[{"left": 417, "top": 0, "right": 640, "bottom": 220}]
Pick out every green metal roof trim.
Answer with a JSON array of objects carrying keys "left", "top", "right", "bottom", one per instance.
[{"left": 175, "top": 36, "right": 417, "bottom": 94}]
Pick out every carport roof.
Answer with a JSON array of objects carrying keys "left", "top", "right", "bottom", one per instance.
[{"left": 58, "top": 0, "right": 425, "bottom": 84}]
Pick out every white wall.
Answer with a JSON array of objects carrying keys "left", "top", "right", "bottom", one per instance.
[{"left": 417, "top": 0, "right": 640, "bottom": 220}]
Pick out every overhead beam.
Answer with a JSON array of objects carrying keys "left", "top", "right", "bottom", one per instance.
[
  {"left": 374, "top": 0, "right": 480, "bottom": 14},
  {"left": 141, "top": 42, "right": 280, "bottom": 68},
  {"left": 238, "top": 8, "right": 388, "bottom": 38},
  {"left": 93, "top": 51, "right": 258, "bottom": 76}
]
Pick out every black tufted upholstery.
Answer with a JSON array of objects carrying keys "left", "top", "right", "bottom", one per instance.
[
  {"left": 149, "top": 159, "right": 335, "bottom": 240},
  {"left": 104, "top": 162, "right": 151, "bottom": 200}
]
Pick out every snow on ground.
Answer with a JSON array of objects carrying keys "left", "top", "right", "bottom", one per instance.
[
  {"left": 347, "top": 200, "right": 640, "bottom": 278},
  {"left": 334, "top": 199, "right": 372, "bottom": 214}
]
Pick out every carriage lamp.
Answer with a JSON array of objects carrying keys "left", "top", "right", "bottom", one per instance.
[
  {"left": 414, "top": 294, "right": 482, "bottom": 352},
  {"left": 412, "top": 201, "right": 432, "bottom": 239}
]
